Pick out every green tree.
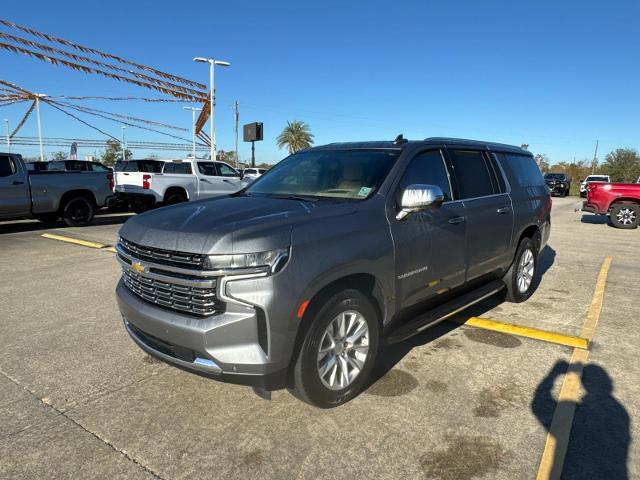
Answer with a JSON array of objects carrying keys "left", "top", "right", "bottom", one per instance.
[
  {"left": 51, "top": 151, "right": 67, "bottom": 161},
  {"left": 276, "top": 120, "right": 314, "bottom": 154},
  {"left": 602, "top": 148, "right": 640, "bottom": 182},
  {"left": 101, "top": 139, "right": 131, "bottom": 167},
  {"left": 535, "top": 154, "right": 549, "bottom": 173},
  {"left": 216, "top": 150, "right": 236, "bottom": 163}
]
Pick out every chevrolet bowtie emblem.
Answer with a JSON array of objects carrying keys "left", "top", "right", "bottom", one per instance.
[{"left": 131, "top": 261, "right": 145, "bottom": 274}]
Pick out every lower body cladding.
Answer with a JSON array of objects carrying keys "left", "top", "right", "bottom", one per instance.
[{"left": 116, "top": 268, "right": 298, "bottom": 391}]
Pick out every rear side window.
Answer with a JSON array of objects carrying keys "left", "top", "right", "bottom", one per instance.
[
  {"left": 0, "top": 156, "right": 15, "bottom": 177},
  {"left": 398, "top": 150, "right": 452, "bottom": 202},
  {"left": 123, "top": 160, "right": 163, "bottom": 173},
  {"left": 448, "top": 150, "right": 497, "bottom": 199},
  {"left": 496, "top": 153, "right": 545, "bottom": 188},
  {"left": 164, "top": 162, "right": 192, "bottom": 174},
  {"left": 90, "top": 163, "right": 110, "bottom": 172},
  {"left": 48, "top": 161, "right": 66, "bottom": 171},
  {"left": 197, "top": 162, "right": 217, "bottom": 176}
]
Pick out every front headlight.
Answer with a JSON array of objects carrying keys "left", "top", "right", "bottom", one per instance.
[{"left": 204, "top": 248, "right": 290, "bottom": 273}]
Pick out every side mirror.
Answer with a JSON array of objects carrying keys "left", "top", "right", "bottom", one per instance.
[{"left": 396, "top": 184, "right": 444, "bottom": 220}]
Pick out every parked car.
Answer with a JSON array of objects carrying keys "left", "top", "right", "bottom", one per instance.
[
  {"left": 114, "top": 158, "right": 249, "bottom": 212},
  {"left": 242, "top": 167, "right": 268, "bottom": 181},
  {"left": 580, "top": 174, "right": 610, "bottom": 198},
  {"left": 582, "top": 181, "right": 640, "bottom": 228},
  {"left": 115, "top": 137, "right": 551, "bottom": 407},
  {"left": 0, "top": 152, "right": 115, "bottom": 226},
  {"left": 544, "top": 173, "right": 571, "bottom": 196}
]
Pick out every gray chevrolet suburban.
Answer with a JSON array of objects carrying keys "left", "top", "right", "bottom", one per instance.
[{"left": 115, "top": 137, "right": 551, "bottom": 407}]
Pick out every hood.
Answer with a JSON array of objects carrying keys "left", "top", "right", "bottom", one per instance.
[{"left": 118, "top": 195, "right": 358, "bottom": 255}]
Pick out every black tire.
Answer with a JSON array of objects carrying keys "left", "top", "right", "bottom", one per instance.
[
  {"left": 609, "top": 203, "right": 639, "bottom": 229},
  {"left": 61, "top": 196, "right": 95, "bottom": 227},
  {"left": 564, "top": 189, "right": 569, "bottom": 197},
  {"left": 131, "top": 201, "right": 149, "bottom": 214},
  {"left": 288, "top": 289, "right": 380, "bottom": 408},
  {"left": 502, "top": 237, "right": 538, "bottom": 303},
  {"left": 165, "top": 192, "right": 187, "bottom": 206},
  {"left": 34, "top": 213, "right": 60, "bottom": 224}
]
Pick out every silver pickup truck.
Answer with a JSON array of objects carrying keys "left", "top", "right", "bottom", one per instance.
[{"left": 0, "top": 152, "right": 115, "bottom": 226}]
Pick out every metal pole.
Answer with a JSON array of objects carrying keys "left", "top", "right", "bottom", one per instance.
[
  {"left": 4, "top": 119, "right": 9, "bottom": 152},
  {"left": 192, "top": 108, "right": 196, "bottom": 158},
  {"left": 35, "top": 96, "right": 44, "bottom": 161},
  {"left": 251, "top": 141, "right": 255, "bottom": 168},
  {"left": 121, "top": 126, "right": 126, "bottom": 160},
  {"left": 591, "top": 140, "right": 599, "bottom": 174},
  {"left": 234, "top": 101, "right": 239, "bottom": 168},
  {"left": 210, "top": 61, "right": 216, "bottom": 161}
]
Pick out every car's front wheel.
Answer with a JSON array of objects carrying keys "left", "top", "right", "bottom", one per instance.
[
  {"left": 503, "top": 237, "right": 538, "bottom": 302},
  {"left": 289, "top": 289, "right": 380, "bottom": 408},
  {"left": 610, "top": 203, "right": 639, "bottom": 229}
]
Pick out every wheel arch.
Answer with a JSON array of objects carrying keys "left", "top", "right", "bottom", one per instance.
[
  {"left": 163, "top": 186, "right": 189, "bottom": 203},
  {"left": 58, "top": 189, "right": 97, "bottom": 212}
]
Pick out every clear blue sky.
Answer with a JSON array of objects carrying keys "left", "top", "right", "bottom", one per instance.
[{"left": 1, "top": 0, "right": 638, "bottom": 164}]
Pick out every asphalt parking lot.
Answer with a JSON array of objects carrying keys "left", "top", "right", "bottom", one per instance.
[{"left": 0, "top": 197, "right": 638, "bottom": 480}]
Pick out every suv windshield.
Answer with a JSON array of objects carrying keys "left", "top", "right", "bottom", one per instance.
[
  {"left": 246, "top": 149, "right": 400, "bottom": 200},
  {"left": 544, "top": 173, "right": 565, "bottom": 180},
  {"left": 586, "top": 176, "right": 608, "bottom": 182}
]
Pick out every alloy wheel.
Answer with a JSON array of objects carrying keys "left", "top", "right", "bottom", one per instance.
[
  {"left": 616, "top": 207, "right": 637, "bottom": 226},
  {"left": 317, "top": 310, "right": 369, "bottom": 390},
  {"left": 517, "top": 248, "right": 535, "bottom": 293}
]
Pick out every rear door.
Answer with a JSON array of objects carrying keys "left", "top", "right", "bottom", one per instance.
[
  {"left": 0, "top": 155, "right": 30, "bottom": 217},
  {"left": 388, "top": 149, "right": 467, "bottom": 308},
  {"left": 445, "top": 148, "right": 513, "bottom": 280}
]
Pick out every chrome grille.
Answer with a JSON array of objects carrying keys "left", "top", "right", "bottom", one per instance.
[
  {"left": 119, "top": 237, "right": 206, "bottom": 270},
  {"left": 123, "top": 269, "right": 221, "bottom": 316}
]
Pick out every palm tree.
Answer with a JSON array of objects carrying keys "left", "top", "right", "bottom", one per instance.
[{"left": 276, "top": 120, "right": 314, "bottom": 154}]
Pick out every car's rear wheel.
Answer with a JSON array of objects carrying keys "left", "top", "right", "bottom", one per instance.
[
  {"left": 61, "top": 196, "right": 95, "bottom": 227},
  {"left": 289, "top": 289, "right": 379, "bottom": 408},
  {"left": 610, "top": 203, "right": 639, "bottom": 229},
  {"left": 502, "top": 237, "right": 537, "bottom": 303},
  {"left": 165, "top": 192, "right": 187, "bottom": 206}
]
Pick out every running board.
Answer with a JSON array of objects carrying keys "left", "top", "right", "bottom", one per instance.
[{"left": 386, "top": 280, "right": 505, "bottom": 344}]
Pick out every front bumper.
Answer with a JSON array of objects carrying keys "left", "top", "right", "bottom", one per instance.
[
  {"left": 115, "top": 246, "right": 299, "bottom": 390},
  {"left": 546, "top": 183, "right": 567, "bottom": 194}
]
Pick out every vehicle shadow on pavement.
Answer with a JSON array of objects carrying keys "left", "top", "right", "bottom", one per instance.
[
  {"left": 0, "top": 212, "right": 133, "bottom": 235},
  {"left": 580, "top": 214, "right": 611, "bottom": 226},
  {"left": 531, "top": 361, "right": 630, "bottom": 479}
]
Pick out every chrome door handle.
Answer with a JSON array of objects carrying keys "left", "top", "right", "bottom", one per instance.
[
  {"left": 497, "top": 207, "right": 510, "bottom": 214},
  {"left": 448, "top": 216, "right": 465, "bottom": 224}
]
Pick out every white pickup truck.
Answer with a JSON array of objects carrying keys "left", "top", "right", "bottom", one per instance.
[{"left": 114, "top": 158, "right": 249, "bottom": 212}]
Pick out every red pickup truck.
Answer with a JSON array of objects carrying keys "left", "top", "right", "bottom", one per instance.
[{"left": 582, "top": 182, "right": 640, "bottom": 229}]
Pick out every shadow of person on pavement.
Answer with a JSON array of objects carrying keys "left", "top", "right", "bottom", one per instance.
[{"left": 532, "top": 361, "right": 630, "bottom": 479}]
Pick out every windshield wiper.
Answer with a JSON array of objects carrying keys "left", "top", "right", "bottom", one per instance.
[{"left": 266, "top": 194, "right": 318, "bottom": 203}]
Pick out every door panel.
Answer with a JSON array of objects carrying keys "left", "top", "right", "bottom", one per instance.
[
  {"left": 463, "top": 194, "right": 513, "bottom": 279},
  {"left": 389, "top": 149, "right": 466, "bottom": 308},
  {"left": 0, "top": 155, "right": 30, "bottom": 217},
  {"left": 391, "top": 202, "right": 467, "bottom": 307}
]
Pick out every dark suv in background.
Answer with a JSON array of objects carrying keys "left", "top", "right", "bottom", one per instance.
[
  {"left": 115, "top": 137, "right": 551, "bottom": 407},
  {"left": 544, "top": 172, "right": 571, "bottom": 196}
]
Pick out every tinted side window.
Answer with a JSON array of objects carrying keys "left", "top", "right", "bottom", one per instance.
[
  {"left": 174, "top": 162, "right": 192, "bottom": 174},
  {"left": 448, "top": 150, "right": 496, "bottom": 199},
  {"left": 496, "top": 153, "right": 545, "bottom": 188},
  {"left": 90, "top": 163, "right": 110, "bottom": 172},
  {"left": 197, "top": 162, "right": 217, "bottom": 176},
  {"left": 163, "top": 163, "right": 175, "bottom": 174},
  {"left": 0, "top": 156, "right": 15, "bottom": 177},
  {"left": 48, "top": 161, "right": 66, "bottom": 171},
  {"left": 398, "top": 150, "right": 452, "bottom": 202}
]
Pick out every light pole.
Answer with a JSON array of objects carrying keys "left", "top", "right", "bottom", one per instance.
[
  {"left": 183, "top": 106, "right": 201, "bottom": 158},
  {"left": 193, "top": 57, "right": 231, "bottom": 161},
  {"left": 3, "top": 119, "right": 9, "bottom": 152},
  {"left": 121, "top": 126, "right": 126, "bottom": 160},
  {"left": 35, "top": 93, "right": 47, "bottom": 161}
]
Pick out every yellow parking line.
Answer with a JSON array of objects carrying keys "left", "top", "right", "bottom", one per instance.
[
  {"left": 535, "top": 256, "right": 613, "bottom": 480},
  {"left": 41, "top": 233, "right": 107, "bottom": 250},
  {"left": 452, "top": 317, "right": 589, "bottom": 350}
]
